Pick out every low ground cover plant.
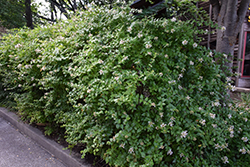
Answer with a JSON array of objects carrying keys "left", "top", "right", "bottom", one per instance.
[{"left": 0, "top": 4, "right": 250, "bottom": 166}]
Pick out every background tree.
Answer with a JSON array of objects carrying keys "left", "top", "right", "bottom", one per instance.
[
  {"left": 209, "top": 0, "right": 250, "bottom": 71},
  {"left": 0, "top": 0, "right": 40, "bottom": 29},
  {"left": 0, "top": 0, "right": 26, "bottom": 28},
  {"left": 44, "top": 0, "right": 131, "bottom": 22}
]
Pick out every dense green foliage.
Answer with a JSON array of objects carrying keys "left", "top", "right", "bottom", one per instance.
[{"left": 1, "top": 5, "right": 250, "bottom": 166}]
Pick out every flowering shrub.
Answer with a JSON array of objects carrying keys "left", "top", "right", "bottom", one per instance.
[{"left": 0, "top": 5, "right": 250, "bottom": 166}]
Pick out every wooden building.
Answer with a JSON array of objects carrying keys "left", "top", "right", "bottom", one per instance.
[{"left": 130, "top": 0, "right": 250, "bottom": 88}]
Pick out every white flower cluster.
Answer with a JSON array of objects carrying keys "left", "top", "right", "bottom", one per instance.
[
  {"left": 182, "top": 40, "right": 188, "bottom": 45},
  {"left": 119, "top": 143, "right": 125, "bottom": 148},
  {"left": 128, "top": 147, "right": 134, "bottom": 154},
  {"left": 212, "top": 100, "right": 220, "bottom": 107},
  {"left": 199, "top": 119, "right": 206, "bottom": 126},
  {"left": 215, "top": 143, "right": 228, "bottom": 151},
  {"left": 209, "top": 113, "right": 216, "bottom": 119},
  {"left": 221, "top": 156, "right": 229, "bottom": 164},
  {"left": 167, "top": 149, "right": 173, "bottom": 155},
  {"left": 193, "top": 43, "right": 197, "bottom": 48},
  {"left": 168, "top": 80, "right": 176, "bottom": 84},
  {"left": 242, "top": 137, "right": 248, "bottom": 142},
  {"left": 228, "top": 125, "right": 234, "bottom": 138},
  {"left": 181, "top": 130, "right": 188, "bottom": 138},
  {"left": 15, "top": 44, "right": 22, "bottom": 48},
  {"left": 145, "top": 43, "right": 152, "bottom": 49},
  {"left": 171, "top": 17, "right": 176, "bottom": 22},
  {"left": 239, "top": 147, "right": 247, "bottom": 154}
]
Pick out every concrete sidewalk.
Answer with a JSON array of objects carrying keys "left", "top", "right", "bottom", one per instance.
[{"left": 0, "top": 107, "right": 92, "bottom": 167}]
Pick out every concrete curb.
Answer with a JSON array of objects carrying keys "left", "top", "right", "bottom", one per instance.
[{"left": 0, "top": 107, "right": 92, "bottom": 167}]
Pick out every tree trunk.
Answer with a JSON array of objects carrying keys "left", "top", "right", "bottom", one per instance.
[
  {"left": 209, "top": 0, "right": 250, "bottom": 73},
  {"left": 25, "top": 0, "right": 33, "bottom": 29}
]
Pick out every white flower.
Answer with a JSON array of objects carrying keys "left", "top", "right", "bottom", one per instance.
[
  {"left": 231, "top": 85, "right": 236, "bottom": 91},
  {"left": 128, "top": 147, "right": 134, "bottom": 154},
  {"left": 210, "top": 113, "right": 216, "bottom": 119},
  {"left": 199, "top": 76, "right": 203, "bottom": 80},
  {"left": 179, "top": 74, "right": 183, "bottom": 78},
  {"left": 159, "top": 72, "right": 163, "bottom": 76},
  {"left": 147, "top": 52, "right": 152, "bottom": 55},
  {"left": 186, "top": 96, "right": 190, "bottom": 100},
  {"left": 154, "top": 37, "right": 158, "bottom": 40},
  {"left": 17, "top": 64, "right": 22, "bottom": 68},
  {"left": 204, "top": 29, "right": 208, "bottom": 34},
  {"left": 123, "top": 56, "right": 128, "bottom": 61},
  {"left": 119, "top": 143, "right": 125, "bottom": 148},
  {"left": 120, "top": 40, "right": 125, "bottom": 45},
  {"left": 221, "top": 156, "right": 229, "bottom": 164},
  {"left": 182, "top": 40, "right": 188, "bottom": 45},
  {"left": 167, "top": 149, "right": 173, "bottom": 155},
  {"left": 181, "top": 130, "right": 188, "bottom": 138},
  {"left": 151, "top": 103, "right": 156, "bottom": 107},
  {"left": 15, "top": 44, "right": 22, "bottom": 48},
  {"left": 230, "top": 133, "right": 234, "bottom": 138},
  {"left": 99, "top": 70, "right": 104, "bottom": 75},
  {"left": 35, "top": 48, "right": 41, "bottom": 53},
  {"left": 137, "top": 33, "right": 143, "bottom": 38},
  {"left": 165, "top": 54, "right": 168, "bottom": 58},
  {"left": 228, "top": 114, "right": 232, "bottom": 119},
  {"left": 209, "top": 52, "right": 213, "bottom": 57},
  {"left": 138, "top": 9, "right": 143, "bottom": 13},
  {"left": 240, "top": 148, "right": 247, "bottom": 154},
  {"left": 180, "top": 153, "right": 184, "bottom": 157},
  {"left": 127, "top": 27, "right": 132, "bottom": 33},
  {"left": 159, "top": 145, "right": 164, "bottom": 149},
  {"left": 171, "top": 29, "right": 175, "bottom": 33},
  {"left": 242, "top": 137, "right": 248, "bottom": 142},
  {"left": 190, "top": 61, "right": 194, "bottom": 65},
  {"left": 160, "top": 123, "right": 166, "bottom": 128},
  {"left": 98, "top": 59, "right": 104, "bottom": 64},
  {"left": 210, "top": 92, "right": 214, "bottom": 95},
  {"left": 199, "top": 119, "right": 206, "bottom": 126},
  {"left": 221, "top": 26, "right": 226, "bottom": 32},
  {"left": 170, "top": 117, "right": 175, "bottom": 121},
  {"left": 215, "top": 143, "right": 220, "bottom": 149},
  {"left": 199, "top": 107, "right": 203, "bottom": 110},
  {"left": 159, "top": 112, "right": 163, "bottom": 118},
  {"left": 148, "top": 121, "right": 154, "bottom": 127},
  {"left": 178, "top": 85, "right": 182, "bottom": 90},
  {"left": 193, "top": 43, "right": 198, "bottom": 48},
  {"left": 168, "top": 80, "right": 176, "bottom": 84},
  {"left": 212, "top": 124, "right": 217, "bottom": 128},
  {"left": 18, "top": 84, "right": 22, "bottom": 87},
  {"left": 168, "top": 121, "right": 173, "bottom": 127},
  {"left": 223, "top": 54, "right": 227, "bottom": 58},
  {"left": 198, "top": 58, "right": 203, "bottom": 62},
  {"left": 87, "top": 89, "right": 92, "bottom": 93},
  {"left": 171, "top": 17, "right": 176, "bottom": 22},
  {"left": 226, "top": 77, "right": 231, "bottom": 82},
  {"left": 41, "top": 66, "right": 46, "bottom": 71},
  {"left": 115, "top": 76, "right": 119, "bottom": 81},
  {"left": 243, "top": 118, "right": 248, "bottom": 122},
  {"left": 145, "top": 43, "right": 152, "bottom": 49}
]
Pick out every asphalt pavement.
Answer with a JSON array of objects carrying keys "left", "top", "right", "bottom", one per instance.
[
  {"left": 0, "top": 116, "right": 67, "bottom": 167},
  {"left": 0, "top": 107, "right": 92, "bottom": 167}
]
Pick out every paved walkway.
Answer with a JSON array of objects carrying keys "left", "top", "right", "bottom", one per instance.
[{"left": 0, "top": 116, "right": 67, "bottom": 167}]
